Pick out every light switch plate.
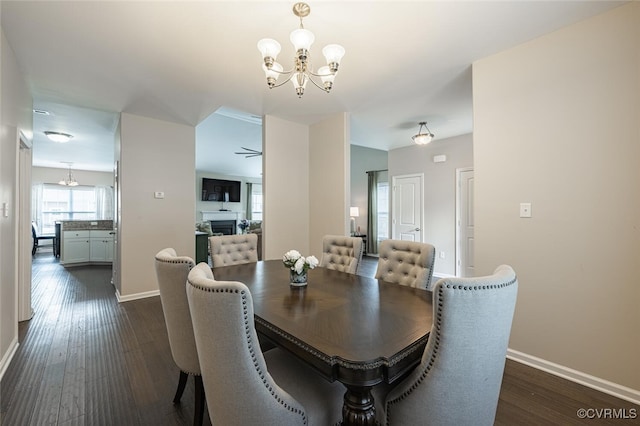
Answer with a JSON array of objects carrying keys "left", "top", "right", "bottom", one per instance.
[
  {"left": 154, "top": 191, "right": 165, "bottom": 199},
  {"left": 520, "top": 202, "right": 532, "bottom": 218}
]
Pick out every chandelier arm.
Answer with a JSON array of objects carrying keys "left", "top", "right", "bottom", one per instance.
[
  {"left": 308, "top": 69, "right": 334, "bottom": 78},
  {"left": 306, "top": 75, "right": 328, "bottom": 92},
  {"left": 269, "top": 67, "right": 296, "bottom": 75},
  {"left": 270, "top": 72, "right": 296, "bottom": 89}
]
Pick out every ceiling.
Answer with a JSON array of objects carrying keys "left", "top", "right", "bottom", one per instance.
[{"left": 1, "top": 1, "right": 626, "bottom": 177}]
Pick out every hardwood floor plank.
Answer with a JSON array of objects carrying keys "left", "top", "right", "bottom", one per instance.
[{"left": 1, "top": 252, "right": 638, "bottom": 425}]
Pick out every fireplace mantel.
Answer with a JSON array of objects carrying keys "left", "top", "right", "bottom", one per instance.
[{"left": 201, "top": 211, "right": 244, "bottom": 222}]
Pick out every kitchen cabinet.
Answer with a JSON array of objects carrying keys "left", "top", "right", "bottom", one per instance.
[
  {"left": 90, "top": 230, "right": 115, "bottom": 262},
  {"left": 61, "top": 229, "right": 114, "bottom": 265},
  {"left": 61, "top": 231, "right": 90, "bottom": 264}
]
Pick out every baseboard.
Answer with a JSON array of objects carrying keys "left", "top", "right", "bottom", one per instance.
[
  {"left": 507, "top": 349, "right": 640, "bottom": 406},
  {"left": 115, "top": 288, "right": 160, "bottom": 303},
  {"left": 0, "top": 337, "right": 19, "bottom": 382}
]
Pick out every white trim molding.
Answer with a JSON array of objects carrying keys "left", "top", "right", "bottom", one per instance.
[
  {"left": 0, "top": 338, "right": 19, "bottom": 382},
  {"left": 115, "top": 289, "right": 160, "bottom": 303},
  {"left": 507, "top": 349, "right": 640, "bottom": 406}
]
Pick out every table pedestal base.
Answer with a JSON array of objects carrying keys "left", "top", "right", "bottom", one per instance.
[{"left": 341, "top": 385, "right": 378, "bottom": 425}]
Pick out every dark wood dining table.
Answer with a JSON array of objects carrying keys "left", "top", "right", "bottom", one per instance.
[{"left": 212, "top": 259, "right": 433, "bottom": 425}]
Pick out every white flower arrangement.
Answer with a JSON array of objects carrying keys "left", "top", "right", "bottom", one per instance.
[{"left": 282, "top": 249, "right": 319, "bottom": 274}]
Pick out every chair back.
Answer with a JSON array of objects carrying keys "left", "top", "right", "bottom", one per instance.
[
  {"left": 154, "top": 248, "right": 200, "bottom": 375},
  {"left": 375, "top": 239, "right": 436, "bottom": 289},
  {"left": 319, "top": 234, "right": 364, "bottom": 274},
  {"left": 209, "top": 234, "right": 258, "bottom": 267},
  {"left": 381, "top": 265, "right": 519, "bottom": 426},
  {"left": 186, "top": 263, "right": 309, "bottom": 425}
]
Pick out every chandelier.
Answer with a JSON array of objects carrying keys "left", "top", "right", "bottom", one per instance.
[
  {"left": 59, "top": 164, "right": 79, "bottom": 186},
  {"left": 257, "top": 2, "right": 345, "bottom": 98},
  {"left": 412, "top": 121, "right": 435, "bottom": 145}
]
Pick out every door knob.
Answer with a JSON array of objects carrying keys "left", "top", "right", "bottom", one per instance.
[{"left": 414, "top": 228, "right": 421, "bottom": 231}]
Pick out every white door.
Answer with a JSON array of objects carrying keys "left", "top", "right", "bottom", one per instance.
[
  {"left": 392, "top": 174, "right": 423, "bottom": 242},
  {"left": 456, "top": 168, "right": 475, "bottom": 277}
]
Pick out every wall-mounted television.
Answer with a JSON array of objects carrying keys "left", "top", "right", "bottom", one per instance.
[{"left": 201, "top": 178, "right": 241, "bottom": 202}]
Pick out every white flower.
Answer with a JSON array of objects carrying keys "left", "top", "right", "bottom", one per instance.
[
  {"left": 306, "top": 255, "right": 319, "bottom": 269},
  {"left": 282, "top": 250, "right": 319, "bottom": 273},
  {"left": 294, "top": 257, "right": 306, "bottom": 274},
  {"left": 283, "top": 249, "right": 301, "bottom": 261}
]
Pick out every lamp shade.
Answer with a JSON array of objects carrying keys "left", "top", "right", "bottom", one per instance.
[
  {"left": 257, "top": 38, "right": 282, "bottom": 60},
  {"left": 350, "top": 207, "right": 360, "bottom": 217},
  {"left": 413, "top": 133, "right": 433, "bottom": 145},
  {"left": 322, "top": 44, "right": 345, "bottom": 64},
  {"left": 263, "top": 62, "right": 283, "bottom": 80},
  {"left": 318, "top": 66, "right": 335, "bottom": 80},
  {"left": 290, "top": 28, "right": 315, "bottom": 51}
]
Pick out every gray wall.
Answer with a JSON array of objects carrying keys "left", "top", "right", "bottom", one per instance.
[
  {"left": 389, "top": 133, "right": 473, "bottom": 276},
  {"left": 350, "top": 144, "right": 388, "bottom": 237},
  {"left": 473, "top": 3, "right": 639, "bottom": 393}
]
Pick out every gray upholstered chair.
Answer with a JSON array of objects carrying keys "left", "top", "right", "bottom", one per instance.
[
  {"left": 186, "top": 263, "right": 344, "bottom": 426},
  {"left": 319, "top": 234, "right": 364, "bottom": 274},
  {"left": 374, "top": 239, "right": 436, "bottom": 290},
  {"left": 374, "top": 265, "right": 519, "bottom": 426},
  {"left": 154, "top": 248, "right": 205, "bottom": 426},
  {"left": 208, "top": 233, "right": 258, "bottom": 267}
]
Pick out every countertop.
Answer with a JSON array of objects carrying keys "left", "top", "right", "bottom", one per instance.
[{"left": 60, "top": 220, "right": 114, "bottom": 231}]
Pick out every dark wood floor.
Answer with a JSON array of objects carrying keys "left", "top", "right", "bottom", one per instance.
[{"left": 1, "top": 251, "right": 638, "bottom": 425}]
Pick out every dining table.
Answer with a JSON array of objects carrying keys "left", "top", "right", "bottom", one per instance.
[{"left": 212, "top": 259, "right": 433, "bottom": 425}]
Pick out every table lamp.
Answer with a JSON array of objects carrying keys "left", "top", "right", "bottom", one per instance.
[{"left": 350, "top": 207, "right": 359, "bottom": 236}]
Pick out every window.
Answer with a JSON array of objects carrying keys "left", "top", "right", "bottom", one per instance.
[
  {"left": 377, "top": 182, "right": 389, "bottom": 243},
  {"left": 251, "top": 184, "right": 263, "bottom": 221},
  {"left": 34, "top": 184, "right": 113, "bottom": 234}
]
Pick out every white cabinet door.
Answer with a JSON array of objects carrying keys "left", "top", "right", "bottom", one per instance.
[
  {"left": 62, "top": 231, "right": 91, "bottom": 264},
  {"left": 90, "top": 231, "right": 114, "bottom": 262}
]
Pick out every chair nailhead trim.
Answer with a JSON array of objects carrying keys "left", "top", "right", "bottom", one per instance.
[
  {"left": 384, "top": 275, "right": 517, "bottom": 425},
  {"left": 190, "top": 283, "right": 308, "bottom": 425}
]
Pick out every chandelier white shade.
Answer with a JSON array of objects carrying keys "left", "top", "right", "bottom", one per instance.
[
  {"left": 257, "top": 2, "right": 345, "bottom": 98},
  {"left": 59, "top": 164, "right": 79, "bottom": 186},
  {"left": 412, "top": 121, "right": 435, "bottom": 145}
]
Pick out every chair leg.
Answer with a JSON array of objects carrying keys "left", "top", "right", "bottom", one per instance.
[
  {"left": 173, "top": 370, "right": 189, "bottom": 404},
  {"left": 32, "top": 240, "right": 37, "bottom": 256},
  {"left": 194, "top": 375, "right": 205, "bottom": 426}
]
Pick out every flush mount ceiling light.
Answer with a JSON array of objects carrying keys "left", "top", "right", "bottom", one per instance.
[
  {"left": 44, "top": 131, "right": 73, "bottom": 143},
  {"left": 58, "top": 164, "right": 79, "bottom": 187},
  {"left": 412, "top": 121, "right": 435, "bottom": 145},
  {"left": 257, "top": 2, "right": 345, "bottom": 98}
]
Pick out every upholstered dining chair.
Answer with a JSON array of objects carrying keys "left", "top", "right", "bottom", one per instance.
[
  {"left": 319, "top": 234, "right": 364, "bottom": 274},
  {"left": 374, "top": 239, "right": 436, "bottom": 290},
  {"left": 186, "top": 262, "right": 344, "bottom": 426},
  {"left": 374, "top": 265, "right": 519, "bottom": 426},
  {"left": 154, "top": 248, "right": 205, "bottom": 426},
  {"left": 209, "top": 233, "right": 258, "bottom": 267}
]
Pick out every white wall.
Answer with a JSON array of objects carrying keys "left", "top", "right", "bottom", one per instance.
[
  {"left": 117, "top": 113, "right": 195, "bottom": 300},
  {"left": 473, "top": 2, "right": 640, "bottom": 395},
  {"left": 0, "top": 25, "right": 33, "bottom": 379},
  {"left": 263, "top": 116, "right": 310, "bottom": 260},
  {"left": 350, "top": 144, "right": 388, "bottom": 238},
  {"left": 389, "top": 133, "right": 473, "bottom": 276},
  {"left": 309, "top": 113, "right": 350, "bottom": 258}
]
